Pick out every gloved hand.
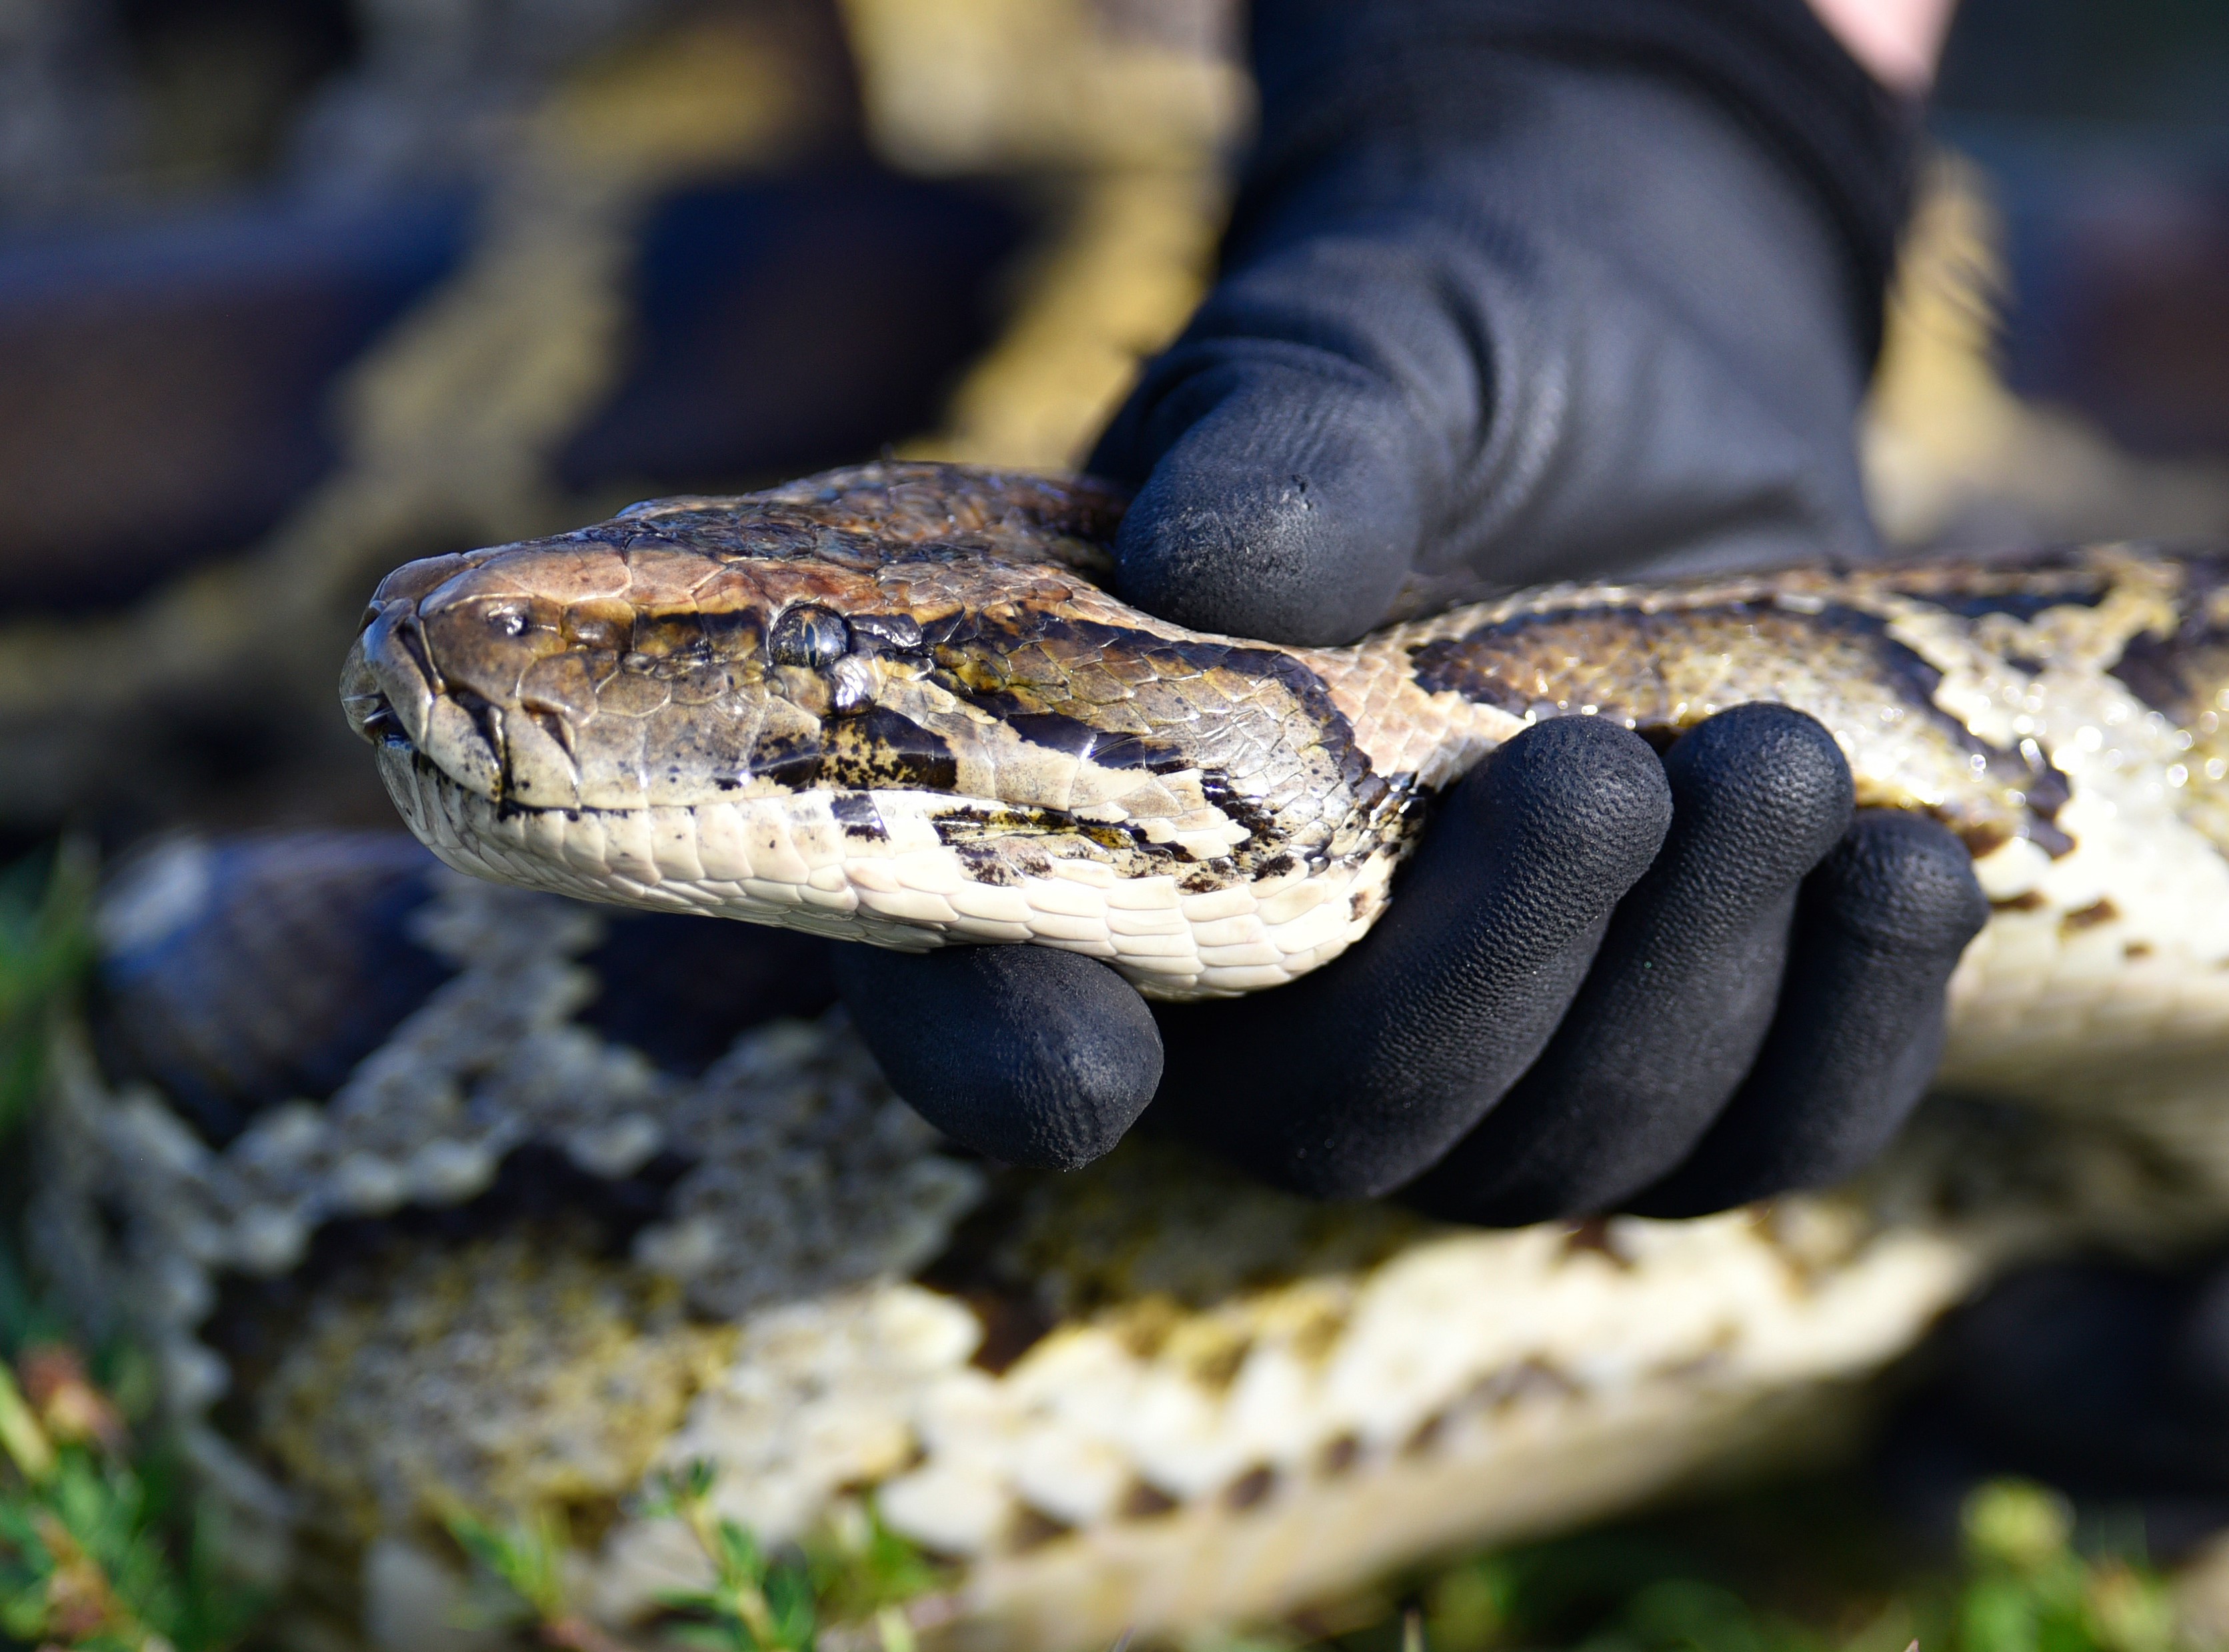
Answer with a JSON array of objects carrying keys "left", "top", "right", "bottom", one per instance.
[{"left": 835, "top": 0, "right": 1989, "bottom": 1221}]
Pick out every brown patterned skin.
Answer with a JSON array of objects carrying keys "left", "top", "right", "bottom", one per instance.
[
  {"left": 343, "top": 465, "right": 2229, "bottom": 999},
  {"left": 344, "top": 464, "right": 1425, "bottom": 998}
]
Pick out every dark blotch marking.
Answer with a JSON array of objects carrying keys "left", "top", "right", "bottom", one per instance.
[
  {"left": 1402, "top": 1409, "right": 1450, "bottom": 1457},
  {"left": 915, "top": 608, "right": 966, "bottom": 650},
  {"left": 2111, "top": 630, "right": 2208, "bottom": 719},
  {"left": 1411, "top": 601, "right": 1950, "bottom": 723},
  {"left": 631, "top": 610, "right": 709, "bottom": 661},
  {"left": 951, "top": 843, "right": 1018, "bottom": 885},
  {"left": 1929, "top": 588, "right": 2109, "bottom": 623},
  {"left": 1005, "top": 709, "right": 1185, "bottom": 772},
  {"left": 933, "top": 609, "right": 1381, "bottom": 817},
  {"left": 1118, "top": 1481, "right": 1180, "bottom": 1520},
  {"left": 830, "top": 792, "right": 887, "bottom": 840},
  {"left": 1956, "top": 823, "right": 2013, "bottom": 858},
  {"left": 699, "top": 607, "right": 764, "bottom": 657},
  {"left": 821, "top": 707, "right": 959, "bottom": 792},
  {"left": 1412, "top": 600, "right": 2080, "bottom": 857},
  {"left": 1005, "top": 710, "right": 1100, "bottom": 758},
  {"left": 1006, "top": 1506, "right": 1075, "bottom": 1552},
  {"left": 2110, "top": 557, "right": 2229, "bottom": 722},
  {"left": 1224, "top": 1467, "right": 1276, "bottom": 1510},
  {"left": 1990, "top": 891, "right": 2047, "bottom": 913},
  {"left": 929, "top": 803, "right": 1164, "bottom": 867},
  {"left": 2061, "top": 897, "right": 2120, "bottom": 933},
  {"left": 1091, "top": 731, "right": 1188, "bottom": 771},
  {"left": 749, "top": 731, "right": 824, "bottom": 788},
  {"left": 966, "top": 1290, "right": 1056, "bottom": 1373},
  {"left": 1562, "top": 1217, "right": 1634, "bottom": 1267},
  {"left": 1198, "top": 773, "right": 1282, "bottom": 859},
  {"left": 2023, "top": 759, "right": 2072, "bottom": 823}
]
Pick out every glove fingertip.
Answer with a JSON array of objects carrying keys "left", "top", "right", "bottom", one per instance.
[
  {"left": 1103, "top": 356, "right": 1432, "bottom": 645},
  {"left": 833, "top": 943, "right": 1164, "bottom": 1170},
  {"left": 1815, "top": 809, "right": 1990, "bottom": 955},
  {"left": 1480, "top": 715, "right": 1674, "bottom": 893},
  {"left": 1664, "top": 703, "right": 1856, "bottom": 872}
]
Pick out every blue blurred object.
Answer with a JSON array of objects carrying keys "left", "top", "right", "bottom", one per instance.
[
  {"left": 1934, "top": 0, "right": 2229, "bottom": 463},
  {"left": 91, "top": 831, "right": 839, "bottom": 1145},
  {"left": 1942, "top": 123, "right": 2229, "bottom": 464},
  {"left": 0, "top": 191, "right": 469, "bottom": 613},
  {"left": 561, "top": 166, "right": 1027, "bottom": 493},
  {"left": 0, "top": 165, "right": 1025, "bottom": 617}
]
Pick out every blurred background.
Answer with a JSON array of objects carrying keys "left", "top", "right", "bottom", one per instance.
[
  {"left": 0, "top": 0, "right": 1244, "bottom": 854},
  {"left": 0, "top": 3, "right": 2222, "bottom": 1648},
  {"left": 0, "top": 0, "right": 2220, "bottom": 859}
]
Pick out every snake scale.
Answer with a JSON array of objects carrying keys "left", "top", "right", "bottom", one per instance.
[
  {"left": 345, "top": 461, "right": 2229, "bottom": 1055},
  {"left": 41, "top": 461, "right": 2229, "bottom": 1649}
]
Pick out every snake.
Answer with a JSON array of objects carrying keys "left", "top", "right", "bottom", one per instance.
[
  {"left": 41, "top": 461, "right": 2229, "bottom": 1650},
  {"left": 343, "top": 459, "right": 2229, "bottom": 1093}
]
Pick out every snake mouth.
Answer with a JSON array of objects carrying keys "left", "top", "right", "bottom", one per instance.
[
  {"left": 341, "top": 623, "right": 426, "bottom": 752},
  {"left": 356, "top": 695, "right": 411, "bottom": 749},
  {"left": 342, "top": 615, "right": 522, "bottom": 807}
]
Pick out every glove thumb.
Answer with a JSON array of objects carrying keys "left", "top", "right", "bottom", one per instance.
[{"left": 1089, "top": 342, "right": 1442, "bottom": 645}]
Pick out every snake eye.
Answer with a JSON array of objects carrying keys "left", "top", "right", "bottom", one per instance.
[
  {"left": 768, "top": 604, "right": 850, "bottom": 669},
  {"left": 486, "top": 605, "right": 530, "bottom": 639}
]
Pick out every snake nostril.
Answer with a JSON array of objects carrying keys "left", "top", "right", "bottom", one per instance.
[{"left": 394, "top": 616, "right": 442, "bottom": 692}]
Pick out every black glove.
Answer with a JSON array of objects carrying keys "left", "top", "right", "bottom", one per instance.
[{"left": 837, "top": 0, "right": 1988, "bottom": 1219}]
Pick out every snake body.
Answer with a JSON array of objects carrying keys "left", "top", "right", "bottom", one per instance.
[
  {"left": 345, "top": 461, "right": 2229, "bottom": 1122},
  {"left": 47, "top": 461, "right": 2229, "bottom": 1650}
]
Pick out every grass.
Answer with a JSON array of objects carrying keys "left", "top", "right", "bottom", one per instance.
[
  {"left": 441, "top": 1469, "right": 2205, "bottom": 1652},
  {"left": 1264, "top": 1477, "right": 2194, "bottom": 1652},
  {"left": 0, "top": 839, "right": 95, "bottom": 1141},
  {"left": 0, "top": 842, "right": 265, "bottom": 1651},
  {"left": 449, "top": 1461, "right": 950, "bottom": 1652}
]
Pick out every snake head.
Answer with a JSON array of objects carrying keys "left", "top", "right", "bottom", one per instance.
[
  {"left": 338, "top": 464, "right": 1402, "bottom": 991},
  {"left": 343, "top": 523, "right": 915, "bottom": 813}
]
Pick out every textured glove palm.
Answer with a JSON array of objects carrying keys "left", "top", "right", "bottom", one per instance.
[{"left": 835, "top": 2, "right": 1987, "bottom": 1221}]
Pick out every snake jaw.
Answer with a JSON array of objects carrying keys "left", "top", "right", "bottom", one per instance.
[{"left": 343, "top": 605, "right": 441, "bottom": 759}]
